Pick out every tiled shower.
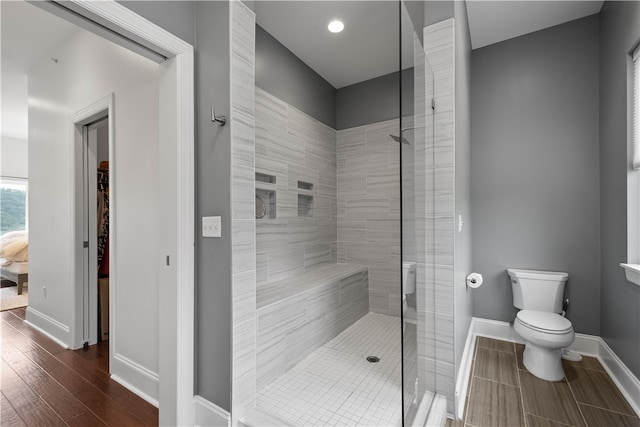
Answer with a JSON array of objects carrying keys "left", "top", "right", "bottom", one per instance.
[{"left": 227, "top": 2, "right": 461, "bottom": 425}]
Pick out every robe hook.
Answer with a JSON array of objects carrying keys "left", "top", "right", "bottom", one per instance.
[{"left": 211, "top": 107, "right": 227, "bottom": 126}]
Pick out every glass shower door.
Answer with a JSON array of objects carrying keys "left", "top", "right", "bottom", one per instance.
[{"left": 401, "top": 1, "right": 436, "bottom": 424}]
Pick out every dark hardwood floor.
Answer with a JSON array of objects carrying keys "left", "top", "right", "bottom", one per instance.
[{"left": 1, "top": 307, "right": 158, "bottom": 426}]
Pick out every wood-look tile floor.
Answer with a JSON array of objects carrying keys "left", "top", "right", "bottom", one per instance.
[
  {"left": 447, "top": 337, "right": 640, "bottom": 427},
  {"left": 0, "top": 308, "right": 158, "bottom": 426}
]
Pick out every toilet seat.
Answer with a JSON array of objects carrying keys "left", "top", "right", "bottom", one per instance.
[{"left": 516, "top": 310, "right": 573, "bottom": 335}]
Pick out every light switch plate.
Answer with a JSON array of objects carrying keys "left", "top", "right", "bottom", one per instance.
[{"left": 202, "top": 216, "right": 221, "bottom": 238}]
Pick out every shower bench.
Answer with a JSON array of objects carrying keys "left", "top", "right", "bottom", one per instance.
[{"left": 256, "top": 263, "right": 369, "bottom": 390}]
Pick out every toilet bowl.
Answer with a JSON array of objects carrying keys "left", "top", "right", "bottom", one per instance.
[
  {"left": 514, "top": 310, "right": 574, "bottom": 381},
  {"left": 508, "top": 268, "right": 575, "bottom": 382}
]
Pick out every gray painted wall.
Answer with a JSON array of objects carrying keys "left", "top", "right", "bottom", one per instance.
[
  {"left": 115, "top": 0, "right": 234, "bottom": 410},
  {"left": 425, "top": 1, "right": 454, "bottom": 27},
  {"left": 336, "top": 69, "right": 413, "bottom": 130},
  {"left": 471, "top": 15, "right": 601, "bottom": 335},
  {"left": 599, "top": 0, "right": 640, "bottom": 378},
  {"left": 453, "top": 0, "right": 473, "bottom": 376},
  {"left": 256, "top": 25, "right": 336, "bottom": 129},
  {"left": 116, "top": 1, "right": 195, "bottom": 46},
  {"left": 194, "top": 1, "right": 232, "bottom": 411},
  {"left": 256, "top": 20, "right": 416, "bottom": 131},
  {"left": 404, "top": 1, "right": 424, "bottom": 44}
]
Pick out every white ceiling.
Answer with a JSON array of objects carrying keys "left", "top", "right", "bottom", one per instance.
[
  {"left": 467, "top": 1, "right": 604, "bottom": 50},
  {"left": 1, "top": 1, "right": 76, "bottom": 141},
  {"left": 255, "top": 1, "right": 401, "bottom": 89}
]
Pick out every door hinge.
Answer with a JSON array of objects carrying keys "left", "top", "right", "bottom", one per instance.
[
  {"left": 431, "top": 98, "right": 436, "bottom": 111},
  {"left": 83, "top": 241, "right": 89, "bottom": 248}
]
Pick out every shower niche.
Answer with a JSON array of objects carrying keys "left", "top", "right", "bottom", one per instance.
[
  {"left": 297, "top": 180, "right": 314, "bottom": 217},
  {"left": 255, "top": 172, "right": 276, "bottom": 220}
]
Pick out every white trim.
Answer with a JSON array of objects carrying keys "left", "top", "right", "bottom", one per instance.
[
  {"left": 174, "top": 45, "right": 196, "bottom": 427},
  {"left": 456, "top": 317, "right": 640, "bottom": 419},
  {"left": 69, "top": 95, "right": 113, "bottom": 125},
  {"left": 67, "top": 0, "right": 190, "bottom": 56},
  {"left": 454, "top": 317, "right": 477, "bottom": 419},
  {"left": 598, "top": 337, "right": 640, "bottom": 416},
  {"left": 69, "top": 94, "right": 113, "bottom": 351},
  {"left": 570, "top": 333, "right": 601, "bottom": 356},
  {"left": 111, "top": 373, "right": 159, "bottom": 408},
  {"left": 620, "top": 263, "right": 640, "bottom": 286},
  {"left": 111, "top": 353, "right": 159, "bottom": 407},
  {"left": 24, "top": 307, "right": 70, "bottom": 349},
  {"left": 194, "top": 395, "right": 231, "bottom": 427},
  {"left": 61, "top": 2, "right": 195, "bottom": 425}
]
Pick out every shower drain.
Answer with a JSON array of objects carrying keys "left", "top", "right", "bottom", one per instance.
[{"left": 366, "top": 356, "right": 380, "bottom": 363}]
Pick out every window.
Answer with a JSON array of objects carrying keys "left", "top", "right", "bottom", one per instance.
[
  {"left": 633, "top": 43, "right": 640, "bottom": 170},
  {"left": 0, "top": 177, "right": 28, "bottom": 233},
  {"left": 622, "top": 44, "right": 640, "bottom": 285}
]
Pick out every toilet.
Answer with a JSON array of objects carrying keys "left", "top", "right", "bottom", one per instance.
[{"left": 508, "top": 268, "right": 574, "bottom": 382}]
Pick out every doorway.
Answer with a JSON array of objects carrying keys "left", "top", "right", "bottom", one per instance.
[
  {"left": 71, "top": 99, "right": 112, "bottom": 350},
  {"left": 79, "top": 116, "right": 110, "bottom": 347},
  {"left": 12, "top": 1, "right": 195, "bottom": 423}
]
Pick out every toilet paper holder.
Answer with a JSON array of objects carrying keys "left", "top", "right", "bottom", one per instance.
[{"left": 466, "top": 272, "right": 483, "bottom": 289}]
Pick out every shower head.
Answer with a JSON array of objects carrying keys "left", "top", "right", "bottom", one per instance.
[{"left": 390, "top": 134, "right": 411, "bottom": 145}]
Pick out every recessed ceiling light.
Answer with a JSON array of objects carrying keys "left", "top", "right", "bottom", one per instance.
[{"left": 328, "top": 20, "right": 344, "bottom": 33}]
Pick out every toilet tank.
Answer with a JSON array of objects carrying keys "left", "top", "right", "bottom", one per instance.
[{"left": 507, "top": 269, "right": 568, "bottom": 313}]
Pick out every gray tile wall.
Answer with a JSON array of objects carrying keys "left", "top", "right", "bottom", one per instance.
[
  {"left": 256, "top": 266, "right": 369, "bottom": 390},
  {"left": 422, "top": 19, "right": 456, "bottom": 413},
  {"left": 336, "top": 119, "right": 401, "bottom": 316},
  {"left": 230, "top": 2, "right": 257, "bottom": 425},
  {"left": 255, "top": 88, "right": 338, "bottom": 286}
]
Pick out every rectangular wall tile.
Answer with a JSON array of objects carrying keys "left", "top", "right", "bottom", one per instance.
[
  {"left": 255, "top": 87, "right": 337, "bottom": 285},
  {"left": 256, "top": 336, "right": 286, "bottom": 391},
  {"left": 230, "top": 3, "right": 256, "bottom": 425},
  {"left": 423, "top": 20, "right": 456, "bottom": 408}
]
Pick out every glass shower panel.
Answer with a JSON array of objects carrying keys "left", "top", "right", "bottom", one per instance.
[{"left": 401, "top": 1, "right": 436, "bottom": 425}]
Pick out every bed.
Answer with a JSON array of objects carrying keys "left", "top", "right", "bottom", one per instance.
[{"left": 0, "top": 231, "right": 28, "bottom": 295}]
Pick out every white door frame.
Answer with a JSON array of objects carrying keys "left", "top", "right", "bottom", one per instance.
[
  {"left": 70, "top": 95, "right": 113, "bottom": 351},
  {"left": 64, "top": 2, "right": 195, "bottom": 425}
]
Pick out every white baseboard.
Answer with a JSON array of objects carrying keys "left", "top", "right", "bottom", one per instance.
[
  {"left": 598, "top": 337, "right": 640, "bottom": 416},
  {"left": 455, "top": 317, "right": 640, "bottom": 419},
  {"left": 24, "top": 307, "right": 70, "bottom": 348},
  {"left": 111, "top": 353, "right": 159, "bottom": 407},
  {"left": 571, "top": 333, "right": 600, "bottom": 356},
  {"left": 194, "top": 395, "right": 230, "bottom": 427},
  {"left": 453, "top": 318, "right": 477, "bottom": 419}
]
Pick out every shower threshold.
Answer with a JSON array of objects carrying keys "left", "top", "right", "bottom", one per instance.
[{"left": 256, "top": 312, "right": 403, "bottom": 427}]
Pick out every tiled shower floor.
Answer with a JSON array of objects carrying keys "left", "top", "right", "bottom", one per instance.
[{"left": 257, "top": 313, "right": 403, "bottom": 426}]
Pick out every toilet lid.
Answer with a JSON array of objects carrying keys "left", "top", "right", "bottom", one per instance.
[{"left": 517, "top": 310, "right": 573, "bottom": 334}]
